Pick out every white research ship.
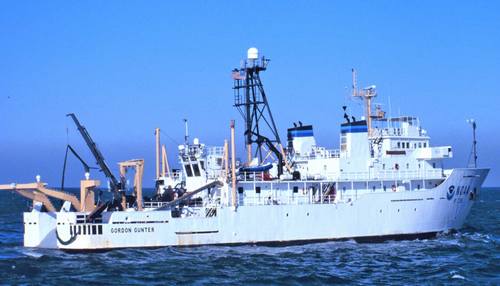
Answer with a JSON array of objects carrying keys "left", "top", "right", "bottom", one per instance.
[{"left": 0, "top": 48, "right": 489, "bottom": 251}]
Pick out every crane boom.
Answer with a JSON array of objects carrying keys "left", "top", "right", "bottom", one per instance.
[
  {"left": 248, "top": 131, "right": 284, "bottom": 176},
  {"left": 66, "top": 113, "right": 121, "bottom": 193}
]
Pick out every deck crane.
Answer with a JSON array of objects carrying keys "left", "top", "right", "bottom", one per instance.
[
  {"left": 66, "top": 114, "right": 124, "bottom": 215},
  {"left": 60, "top": 144, "right": 98, "bottom": 191}
]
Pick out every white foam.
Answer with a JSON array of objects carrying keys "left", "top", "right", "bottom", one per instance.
[
  {"left": 21, "top": 249, "right": 43, "bottom": 258},
  {"left": 450, "top": 270, "right": 466, "bottom": 280},
  {"left": 451, "top": 274, "right": 465, "bottom": 280}
]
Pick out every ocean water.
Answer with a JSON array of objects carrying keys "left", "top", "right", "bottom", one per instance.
[{"left": 0, "top": 188, "right": 498, "bottom": 285}]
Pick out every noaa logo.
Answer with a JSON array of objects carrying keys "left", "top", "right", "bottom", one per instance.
[{"left": 447, "top": 185, "right": 455, "bottom": 200}]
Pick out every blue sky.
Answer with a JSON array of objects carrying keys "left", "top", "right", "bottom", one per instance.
[{"left": 1, "top": 1, "right": 498, "bottom": 187}]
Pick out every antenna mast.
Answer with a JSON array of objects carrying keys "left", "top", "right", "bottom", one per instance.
[
  {"left": 233, "top": 48, "right": 282, "bottom": 166},
  {"left": 467, "top": 119, "right": 477, "bottom": 168},
  {"left": 183, "top": 119, "right": 189, "bottom": 146},
  {"left": 351, "top": 68, "right": 377, "bottom": 136},
  {"left": 352, "top": 68, "right": 358, "bottom": 98}
]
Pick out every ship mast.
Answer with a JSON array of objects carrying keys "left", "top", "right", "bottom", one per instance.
[
  {"left": 467, "top": 119, "right": 478, "bottom": 168},
  {"left": 233, "top": 48, "right": 282, "bottom": 167},
  {"left": 352, "top": 69, "right": 377, "bottom": 136}
]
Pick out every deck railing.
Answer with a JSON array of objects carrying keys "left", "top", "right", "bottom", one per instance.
[
  {"left": 335, "top": 169, "right": 443, "bottom": 181},
  {"left": 238, "top": 168, "right": 443, "bottom": 183},
  {"left": 294, "top": 147, "right": 341, "bottom": 160}
]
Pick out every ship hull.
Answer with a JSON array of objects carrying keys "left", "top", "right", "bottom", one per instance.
[{"left": 24, "top": 168, "right": 489, "bottom": 250}]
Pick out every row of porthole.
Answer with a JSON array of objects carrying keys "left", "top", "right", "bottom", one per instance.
[
  {"left": 379, "top": 208, "right": 417, "bottom": 213},
  {"left": 284, "top": 207, "right": 420, "bottom": 217},
  {"left": 285, "top": 213, "right": 311, "bottom": 217},
  {"left": 283, "top": 208, "right": 420, "bottom": 217}
]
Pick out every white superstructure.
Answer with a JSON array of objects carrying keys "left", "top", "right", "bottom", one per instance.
[
  {"left": 22, "top": 114, "right": 488, "bottom": 250},
  {"left": 3, "top": 49, "right": 490, "bottom": 250}
]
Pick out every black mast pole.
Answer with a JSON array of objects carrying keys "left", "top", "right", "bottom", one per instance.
[{"left": 472, "top": 121, "right": 477, "bottom": 168}]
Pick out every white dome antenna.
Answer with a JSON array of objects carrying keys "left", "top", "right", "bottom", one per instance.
[{"left": 247, "top": 47, "right": 259, "bottom": 60}]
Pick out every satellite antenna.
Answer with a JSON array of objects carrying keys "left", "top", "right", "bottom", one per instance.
[{"left": 247, "top": 47, "right": 259, "bottom": 61}]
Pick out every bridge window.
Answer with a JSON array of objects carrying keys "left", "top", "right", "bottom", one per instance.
[
  {"left": 424, "top": 142, "right": 427, "bottom": 147},
  {"left": 255, "top": 186, "right": 261, "bottom": 194},
  {"left": 192, "top": 164, "right": 201, "bottom": 176},
  {"left": 92, "top": 225, "right": 97, "bottom": 235},
  {"left": 406, "top": 142, "right": 410, "bottom": 148},
  {"left": 397, "top": 142, "right": 401, "bottom": 148},
  {"left": 238, "top": 187, "right": 244, "bottom": 194},
  {"left": 185, "top": 165, "right": 193, "bottom": 177}
]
